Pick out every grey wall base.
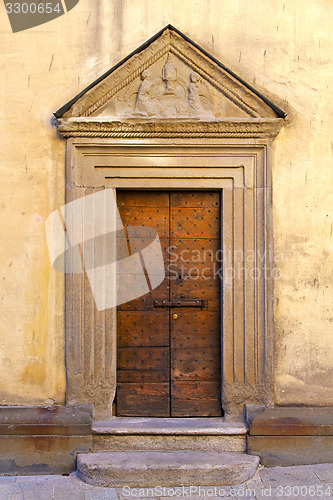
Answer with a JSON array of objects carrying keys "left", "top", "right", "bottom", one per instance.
[
  {"left": 2, "top": 405, "right": 333, "bottom": 473},
  {"left": 247, "top": 406, "right": 333, "bottom": 467},
  {"left": 248, "top": 435, "right": 333, "bottom": 467},
  {"left": 0, "top": 406, "right": 93, "bottom": 475}
]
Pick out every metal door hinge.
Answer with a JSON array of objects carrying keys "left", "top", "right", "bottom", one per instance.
[{"left": 154, "top": 299, "right": 208, "bottom": 309}]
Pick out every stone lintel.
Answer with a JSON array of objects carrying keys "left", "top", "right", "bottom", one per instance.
[{"left": 57, "top": 117, "right": 283, "bottom": 139}]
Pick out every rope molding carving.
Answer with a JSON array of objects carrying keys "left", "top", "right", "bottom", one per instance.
[
  {"left": 60, "top": 131, "right": 275, "bottom": 138},
  {"left": 57, "top": 119, "right": 284, "bottom": 139},
  {"left": 169, "top": 46, "right": 260, "bottom": 118},
  {"left": 80, "top": 45, "right": 170, "bottom": 118}
]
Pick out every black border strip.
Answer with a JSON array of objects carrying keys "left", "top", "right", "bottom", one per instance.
[{"left": 54, "top": 24, "right": 286, "bottom": 119}]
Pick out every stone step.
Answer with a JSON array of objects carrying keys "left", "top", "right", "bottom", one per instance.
[
  {"left": 92, "top": 417, "right": 247, "bottom": 453},
  {"left": 77, "top": 450, "right": 260, "bottom": 488},
  {"left": 93, "top": 417, "right": 247, "bottom": 435}
]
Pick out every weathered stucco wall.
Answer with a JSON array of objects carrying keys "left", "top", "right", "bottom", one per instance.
[{"left": 0, "top": 0, "right": 332, "bottom": 405}]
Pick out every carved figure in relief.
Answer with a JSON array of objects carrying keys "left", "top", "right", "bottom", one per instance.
[
  {"left": 188, "top": 72, "right": 208, "bottom": 118},
  {"left": 162, "top": 53, "right": 177, "bottom": 95},
  {"left": 134, "top": 69, "right": 157, "bottom": 117},
  {"left": 130, "top": 58, "right": 215, "bottom": 119}
]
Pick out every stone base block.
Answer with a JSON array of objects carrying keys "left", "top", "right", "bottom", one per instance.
[
  {"left": 248, "top": 435, "right": 333, "bottom": 467},
  {"left": 0, "top": 405, "right": 93, "bottom": 475},
  {"left": 247, "top": 406, "right": 333, "bottom": 467},
  {"left": 0, "top": 435, "right": 92, "bottom": 475}
]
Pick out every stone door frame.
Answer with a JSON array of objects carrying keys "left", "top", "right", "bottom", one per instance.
[{"left": 63, "top": 126, "right": 281, "bottom": 421}]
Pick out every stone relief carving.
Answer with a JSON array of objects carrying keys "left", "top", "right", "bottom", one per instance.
[
  {"left": 133, "top": 69, "right": 158, "bottom": 117},
  {"left": 162, "top": 53, "right": 178, "bottom": 95},
  {"left": 188, "top": 71, "right": 213, "bottom": 118},
  {"left": 95, "top": 53, "right": 220, "bottom": 119},
  {"left": 60, "top": 28, "right": 280, "bottom": 120},
  {"left": 129, "top": 54, "right": 215, "bottom": 119}
]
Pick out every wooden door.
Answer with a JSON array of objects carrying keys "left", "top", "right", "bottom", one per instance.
[{"left": 116, "top": 191, "right": 222, "bottom": 417}]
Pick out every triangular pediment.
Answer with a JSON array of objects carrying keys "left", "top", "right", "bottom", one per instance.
[{"left": 55, "top": 26, "right": 284, "bottom": 122}]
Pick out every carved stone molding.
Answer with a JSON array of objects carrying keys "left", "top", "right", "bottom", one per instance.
[
  {"left": 56, "top": 27, "right": 284, "bottom": 122},
  {"left": 58, "top": 118, "right": 283, "bottom": 139},
  {"left": 57, "top": 26, "right": 285, "bottom": 422},
  {"left": 64, "top": 141, "right": 275, "bottom": 420}
]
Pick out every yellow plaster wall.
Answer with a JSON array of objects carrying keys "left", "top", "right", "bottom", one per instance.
[{"left": 0, "top": 0, "right": 332, "bottom": 405}]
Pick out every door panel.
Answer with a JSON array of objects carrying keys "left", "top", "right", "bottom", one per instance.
[
  {"left": 171, "top": 380, "right": 222, "bottom": 417},
  {"left": 169, "top": 191, "right": 221, "bottom": 417},
  {"left": 117, "top": 280, "right": 169, "bottom": 311},
  {"left": 170, "top": 207, "right": 220, "bottom": 239},
  {"left": 116, "top": 383, "right": 170, "bottom": 417},
  {"left": 118, "top": 206, "right": 169, "bottom": 238},
  {"left": 116, "top": 190, "right": 222, "bottom": 417},
  {"left": 116, "top": 191, "right": 171, "bottom": 415},
  {"left": 170, "top": 191, "right": 220, "bottom": 208},
  {"left": 170, "top": 311, "right": 220, "bottom": 349},
  {"left": 171, "top": 279, "right": 221, "bottom": 308},
  {"left": 171, "top": 347, "right": 220, "bottom": 380},
  {"left": 117, "top": 347, "right": 170, "bottom": 382},
  {"left": 117, "top": 191, "right": 170, "bottom": 207},
  {"left": 169, "top": 238, "right": 221, "bottom": 277},
  {"left": 117, "top": 311, "right": 169, "bottom": 347}
]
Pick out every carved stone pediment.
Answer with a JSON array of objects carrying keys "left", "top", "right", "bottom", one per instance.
[
  {"left": 93, "top": 51, "right": 251, "bottom": 120},
  {"left": 56, "top": 26, "right": 285, "bottom": 132}
]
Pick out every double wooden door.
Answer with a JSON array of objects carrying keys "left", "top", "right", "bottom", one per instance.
[{"left": 116, "top": 191, "right": 222, "bottom": 417}]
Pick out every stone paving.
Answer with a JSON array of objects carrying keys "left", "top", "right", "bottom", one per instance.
[{"left": 0, "top": 463, "right": 332, "bottom": 499}]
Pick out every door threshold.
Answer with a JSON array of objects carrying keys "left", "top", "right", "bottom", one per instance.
[{"left": 92, "top": 417, "right": 247, "bottom": 435}]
